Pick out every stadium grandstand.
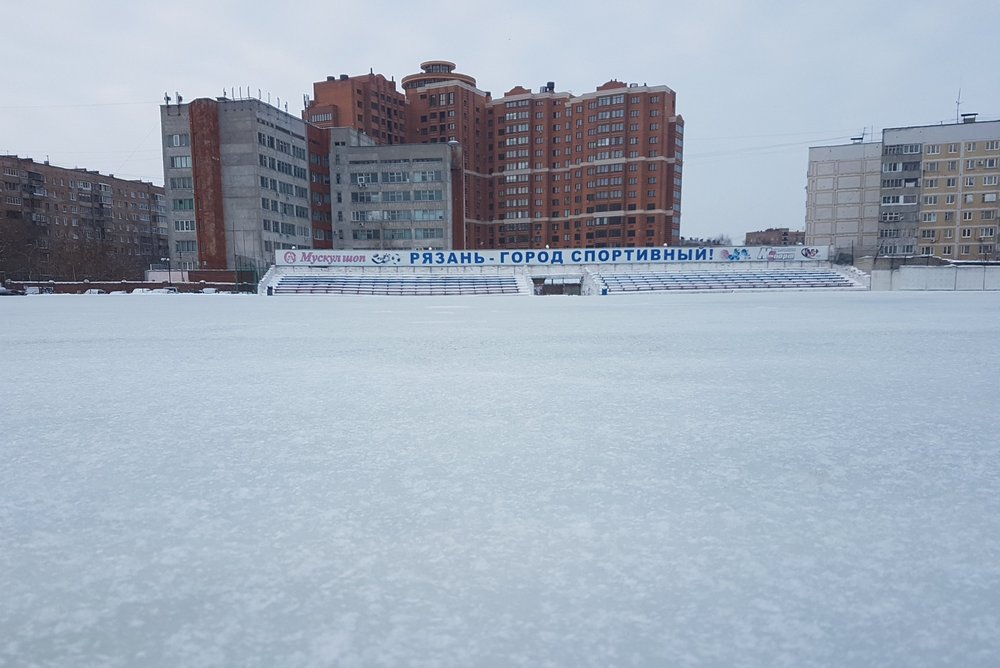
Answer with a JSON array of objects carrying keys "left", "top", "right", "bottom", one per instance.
[{"left": 259, "top": 246, "right": 867, "bottom": 296}]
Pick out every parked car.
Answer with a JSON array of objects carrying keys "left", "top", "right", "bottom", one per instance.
[
  {"left": 0, "top": 286, "right": 26, "bottom": 296},
  {"left": 83, "top": 288, "right": 106, "bottom": 295},
  {"left": 151, "top": 287, "right": 179, "bottom": 294}
]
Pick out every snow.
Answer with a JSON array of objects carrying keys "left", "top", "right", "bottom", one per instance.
[{"left": 2, "top": 291, "right": 1000, "bottom": 667}]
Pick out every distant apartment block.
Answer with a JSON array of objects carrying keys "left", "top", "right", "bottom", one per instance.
[
  {"left": 1, "top": 155, "right": 166, "bottom": 281},
  {"left": 744, "top": 227, "right": 804, "bottom": 246},
  {"left": 806, "top": 118, "right": 1000, "bottom": 261}
]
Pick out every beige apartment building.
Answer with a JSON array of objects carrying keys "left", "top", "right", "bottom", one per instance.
[{"left": 807, "top": 118, "right": 1000, "bottom": 261}]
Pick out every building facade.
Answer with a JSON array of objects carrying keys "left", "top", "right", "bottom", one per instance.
[
  {"left": 166, "top": 62, "right": 683, "bottom": 270},
  {"left": 744, "top": 227, "right": 805, "bottom": 246},
  {"left": 329, "top": 128, "right": 462, "bottom": 250},
  {"left": 806, "top": 119, "right": 1000, "bottom": 261},
  {"left": 307, "top": 61, "right": 684, "bottom": 251},
  {"left": 883, "top": 119, "right": 999, "bottom": 261},
  {"left": 1, "top": 155, "right": 166, "bottom": 281},
  {"left": 160, "top": 97, "right": 314, "bottom": 273},
  {"left": 805, "top": 142, "right": 882, "bottom": 258}
]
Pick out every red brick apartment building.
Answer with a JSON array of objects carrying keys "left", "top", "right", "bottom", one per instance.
[
  {"left": 304, "top": 61, "right": 683, "bottom": 250},
  {"left": 1, "top": 155, "right": 166, "bottom": 281}
]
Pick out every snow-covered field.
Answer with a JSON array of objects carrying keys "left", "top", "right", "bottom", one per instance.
[{"left": 2, "top": 291, "right": 999, "bottom": 667}]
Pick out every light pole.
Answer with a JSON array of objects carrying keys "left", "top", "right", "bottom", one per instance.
[{"left": 160, "top": 257, "right": 172, "bottom": 288}]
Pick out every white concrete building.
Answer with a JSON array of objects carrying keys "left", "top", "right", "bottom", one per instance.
[{"left": 805, "top": 142, "right": 882, "bottom": 259}]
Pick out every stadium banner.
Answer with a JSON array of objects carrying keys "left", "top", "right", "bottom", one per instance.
[{"left": 276, "top": 246, "right": 828, "bottom": 268}]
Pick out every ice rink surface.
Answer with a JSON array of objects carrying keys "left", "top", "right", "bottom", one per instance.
[{"left": 2, "top": 291, "right": 1000, "bottom": 667}]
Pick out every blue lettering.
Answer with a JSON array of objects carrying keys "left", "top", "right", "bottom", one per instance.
[
  {"left": 537, "top": 251, "right": 549, "bottom": 264},
  {"left": 677, "top": 250, "right": 690, "bottom": 261},
  {"left": 651, "top": 249, "right": 662, "bottom": 261},
  {"left": 524, "top": 251, "right": 535, "bottom": 263},
  {"left": 410, "top": 252, "right": 420, "bottom": 264},
  {"left": 611, "top": 250, "right": 622, "bottom": 262},
  {"left": 435, "top": 252, "right": 446, "bottom": 265},
  {"left": 583, "top": 250, "right": 596, "bottom": 263},
  {"left": 694, "top": 249, "right": 709, "bottom": 261},
  {"left": 597, "top": 250, "right": 610, "bottom": 262},
  {"left": 552, "top": 251, "right": 564, "bottom": 264},
  {"left": 624, "top": 249, "right": 634, "bottom": 262},
  {"left": 459, "top": 252, "right": 472, "bottom": 264},
  {"left": 422, "top": 252, "right": 433, "bottom": 264},
  {"left": 474, "top": 252, "right": 486, "bottom": 264},
  {"left": 635, "top": 249, "right": 648, "bottom": 262},
  {"left": 447, "top": 252, "right": 459, "bottom": 264},
  {"left": 570, "top": 250, "right": 582, "bottom": 263},
  {"left": 500, "top": 252, "right": 509, "bottom": 263},
  {"left": 511, "top": 252, "right": 524, "bottom": 263}
]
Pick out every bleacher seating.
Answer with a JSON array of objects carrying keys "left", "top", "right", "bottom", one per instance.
[
  {"left": 271, "top": 274, "right": 522, "bottom": 296},
  {"left": 597, "top": 269, "right": 861, "bottom": 293}
]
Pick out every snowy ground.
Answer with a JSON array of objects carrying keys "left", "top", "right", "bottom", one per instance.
[{"left": 2, "top": 291, "right": 1000, "bottom": 667}]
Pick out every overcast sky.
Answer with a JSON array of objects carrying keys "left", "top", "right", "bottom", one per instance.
[{"left": 3, "top": 0, "right": 998, "bottom": 242}]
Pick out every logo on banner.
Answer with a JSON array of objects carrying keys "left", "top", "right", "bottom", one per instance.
[
  {"left": 283, "top": 251, "right": 297, "bottom": 264},
  {"left": 371, "top": 252, "right": 401, "bottom": 265}
]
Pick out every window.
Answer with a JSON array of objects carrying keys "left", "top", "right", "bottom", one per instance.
[
  {"left": 925, "top": 144, "right": 940, "bottom": 155},
  {"left": 174, "top": 220, "right": 196, "bottom": 232},
  {"left": 984, "top": 175, "right": 999, "bottom": 186},
  {"left": 960, "top": 245, "right": 971, "bottom": 255},
  {"left": 923, "top": 195, "right": 937, "bottom": 205},
  {"left": 171, "top": 198, "right": 194, "bottom": 211},
  {"left": 965, "top": 177, "right": 976, "bottom": 187},
  {"left": 966, "top": 142, "right": 977, "bottom": 151},
  {"left": 922, "top": 212, "right": 937, "bottom": 223},
  {"left": 167, "top": 133, "right": 190, "bottom": 147},
  {"left": 169, "top": 156, "right": 192, "bottom": 169},
  {"left": 175, "top": 240, "right": 197, "bottom": 253}
]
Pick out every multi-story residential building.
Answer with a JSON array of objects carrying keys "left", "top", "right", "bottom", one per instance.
[
  {"left": 744, "top": 227, "right": 805, "bottom": 246},
  {"left": 168, "top": 62, "right": 683, "bottom": 268},
  {"left": 1, "top": 155, "right": 166, "bottom": 281},
  {"left": 890, "top": 119, "right": 1000, "bottom": 261},
  {"left": 806, "top": 118, "right": 1000, "bottom": 261},
  {"left": 307, "top": 61, "right": 684, "bottom": 250},
  {"left": 160, "top": 96, "right": 314, "bottom": 274},
  {"left": 305, "top": 72, "right": 407, "bottom": 144}
]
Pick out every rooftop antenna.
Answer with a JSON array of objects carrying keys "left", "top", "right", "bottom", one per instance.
[
  {"left": 164, "top": 92, "right": 171, "bottom": 105},
  {"left": 176, "top": 92, "right": 182, "bottom": 105},
  {"left": 956, "top": 87, "right": 962, "bottom": 123}
]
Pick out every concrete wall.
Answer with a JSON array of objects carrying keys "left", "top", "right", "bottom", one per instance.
[{"left": 871, "top": 265, "right": 1000, "bottom": 290}]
